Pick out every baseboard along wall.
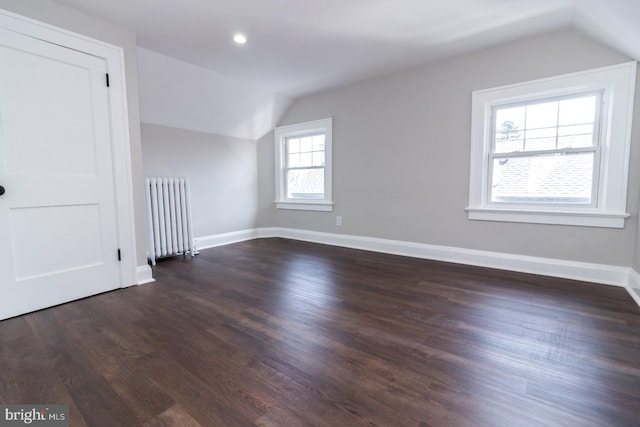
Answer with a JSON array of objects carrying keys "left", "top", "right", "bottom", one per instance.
[
  {"left": 136, "top": 264, "right": 155, "bottom": 285},
  {"left": 159, "top": 227, "right": 640, "bottom": 308},
  {"left": 626, "top": 269, "right": 640, "bottom": 308}
]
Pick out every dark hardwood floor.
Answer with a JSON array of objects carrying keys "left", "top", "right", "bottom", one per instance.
[{"left": 1, "top": 238, "right": 640, "bottom": 426}]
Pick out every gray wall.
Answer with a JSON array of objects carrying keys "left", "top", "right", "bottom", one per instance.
[
  {"left": 142, "top": 124, "right": 258, "bottom": 238},
  {"left": 0, "top": 0, "right": 148, "bottom": 269},
  {"left": 258, "top": 29, "right": 640, "bottom": 267}
]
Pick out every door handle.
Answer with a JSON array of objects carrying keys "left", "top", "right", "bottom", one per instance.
[{"left": 0, "top": 185, "right": 4, "bottom": 196}]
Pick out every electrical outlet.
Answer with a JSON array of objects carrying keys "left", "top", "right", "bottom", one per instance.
[{"left": 336, "top": 216, "right": 342, "bottom": 226}]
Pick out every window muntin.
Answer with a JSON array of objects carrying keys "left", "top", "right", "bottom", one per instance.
[{"left": 489, "top": 93, "right": 601, "bottom": 206}]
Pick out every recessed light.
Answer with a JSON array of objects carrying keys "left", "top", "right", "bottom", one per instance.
[{"left": 233, "top": 34, "right": 247, "bottom": 44}]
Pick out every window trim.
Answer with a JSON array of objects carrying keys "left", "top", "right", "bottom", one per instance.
[
  {"left": 274, "top": 118, "right": 333, "bottom": 211},
  {"left": 467, "top": 62, "right": 636, "bottom": 228}
]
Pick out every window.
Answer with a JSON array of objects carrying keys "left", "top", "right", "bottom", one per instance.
[
  {"left": 274, "top": 118, "right": 333, "bottom": 211},
  {"left": 467, "top": 62, "right": 636, "bottom": 228},
  {"left": 491, "top": 93, "right": 600, "bottom": 205}
]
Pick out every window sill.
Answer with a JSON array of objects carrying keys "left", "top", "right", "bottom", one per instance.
[
  {"left": 466, "top": 207, "right": 629, "bottom": 228},
  {"left": 275, "top": 200, "right": 334, "bottom": 212}
]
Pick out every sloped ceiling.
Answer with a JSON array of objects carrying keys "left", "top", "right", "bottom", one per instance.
[
  {"left": 136, "top": 48, "right": 292, "bottom": 141},
  {"left": 50, "top": 0, "right": 640, "bottom": 139},
  {"left": 573, "top": 0, "right": 640, "bottom": 67}
]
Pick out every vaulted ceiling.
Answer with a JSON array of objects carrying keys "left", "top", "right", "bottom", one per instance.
[{"left": 52, "top": 0, "right": 640, "bottom": 99}]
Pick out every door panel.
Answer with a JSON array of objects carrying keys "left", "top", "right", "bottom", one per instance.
[
  {"left": 0, "top": 40, "right": 97, "bottom": 177},
  {"left": 0, "top": 27, "right": 121, "bottom": 320},
  {"left": 10, "top": 204, "right": 104, "bottom": 280}
]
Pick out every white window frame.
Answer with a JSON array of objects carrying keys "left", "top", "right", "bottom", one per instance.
[
  {"left": 274, "top": 118, "right": 333, "bottom": 211},
  {"left": 467, "top": 62, "right": 636, "bottom": 228}
]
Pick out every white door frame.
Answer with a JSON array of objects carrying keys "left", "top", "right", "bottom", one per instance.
[{"left": 0, "top": 9, "right": 138, "bottom": 287}]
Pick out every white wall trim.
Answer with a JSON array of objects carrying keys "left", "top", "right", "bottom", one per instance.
[
  {"left": 259, "top": 227, "right": 628, "bottom": 287},
  {"left": 257, "top": 227, "right": 281, "bottom": 238},
  {"left": 275, "top": 201, "right": 334, "bottom": 211},
  {"left": 626, "top": 269, "right": 640, "bottom": 308},
  {"left": 195, "top": 229, "right": 260, "bottom": 250},
  {"left": 192, "top": 227, "right": 639, "bottom": 308},
  {"left": 466, "top": 208, "right": 629, "bottom": 228},
  {"left": 136, "top": 265, "right": 155, "bottom": 285}
]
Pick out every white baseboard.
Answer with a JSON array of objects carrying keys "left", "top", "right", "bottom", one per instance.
[
  {"left": 197, "top": 227, "right": 639, "bottom": 308},
  {"left": 626, "top": 269, "right": 640, "bottom": 307},
  {"left": 257, "top": 227, "right": 280, "bottom": 238},
  {"left": 258, "top": 227, "right": 628, "bottom": 287},
  {"left": 195, "top": 228, "right": 260, "bottom": 250},
  {"left": 136, "top": 264, "right": 155, "bottom": 285}
]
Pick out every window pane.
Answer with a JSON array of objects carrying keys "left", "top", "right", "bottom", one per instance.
[
  {"left": 313, "top": 151, "right": 325, "bottom": 166},
  {"left": 495, "top": 106, "right": 525, "bottom": 134},
  {"left": 525, "top": 127, "right": 556, "bottom": 139},
  {"left": 559, "top": 96, "right": 596, "bottom": 126},
  {"left": 491, "top": 152, "right": 594, "bottom": 204},
  {"left": 300, "top": 152, "right": 312, "bottom": 167},
  {"left": 312, "top": 135, "right": 325, "bottom": 151},
  {"left": 558, "top": 123, "right": 594, "bottom": 137},
  {"left": 300, "top": 136, "right": 313, "bottom": 152},
  {"left": 526, "top": 101, "right": 559, "bottom": 130},
  {"left": 524, "top": 127, "right": 556, "bottom": 151},
  {"left": 495, "top": 138, "right": 523, "bottom": 153},
  {"left": 558, "top": 134, "right": 593, "bottom": 149},
  {"left": 557, "top": 123, "right": 594, "bottom": 149},
  {"left": 287, "top": 168, "right": 324, "bottom": 199},
  {"left": 288, "top": 153, "right": 300, "bottom": 168},
  {"left": 495, "top": 107, "right": 524, "bottom": 154},
  {"left": 287, "top": 138, "right": 300, "bottom": 153},
  {"left": 525, "top": 138, "right": 556, "bottom": 151}
]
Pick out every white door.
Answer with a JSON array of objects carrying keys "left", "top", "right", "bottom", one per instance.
[{"left": 0, "top": 27, "right": 121, "bottom": 320}]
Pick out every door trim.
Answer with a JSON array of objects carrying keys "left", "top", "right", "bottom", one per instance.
[{"left": 0, "top": 9, "right": 138, "bottom": 287}]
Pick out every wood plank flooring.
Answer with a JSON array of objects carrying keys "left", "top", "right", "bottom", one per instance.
[{"left": 1, "top": 238, "right": 640, "bottom": 426}]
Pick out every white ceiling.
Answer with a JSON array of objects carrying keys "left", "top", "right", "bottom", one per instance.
[{"left": 52, "top": 0, "right": 640, "bottom": 99}]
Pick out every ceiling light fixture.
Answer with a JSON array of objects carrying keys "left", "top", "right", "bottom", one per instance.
[{"left": 233, "top": 34, "right": 247, "bottom": 44}]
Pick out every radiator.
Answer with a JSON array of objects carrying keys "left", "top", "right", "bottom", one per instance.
[{"left": 144, "top": 177, "right": 197, "bottom": 265}]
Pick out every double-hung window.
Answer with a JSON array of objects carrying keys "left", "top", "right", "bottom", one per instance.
[
  {"left": 490, "top": 93, "right": 601, "bottom": 205},
  {"left": 274, "top": 118, "right": 333, "bottom": 211},
  {"left": 467, "top": 62, "right": 636, "bottom": 228}
]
